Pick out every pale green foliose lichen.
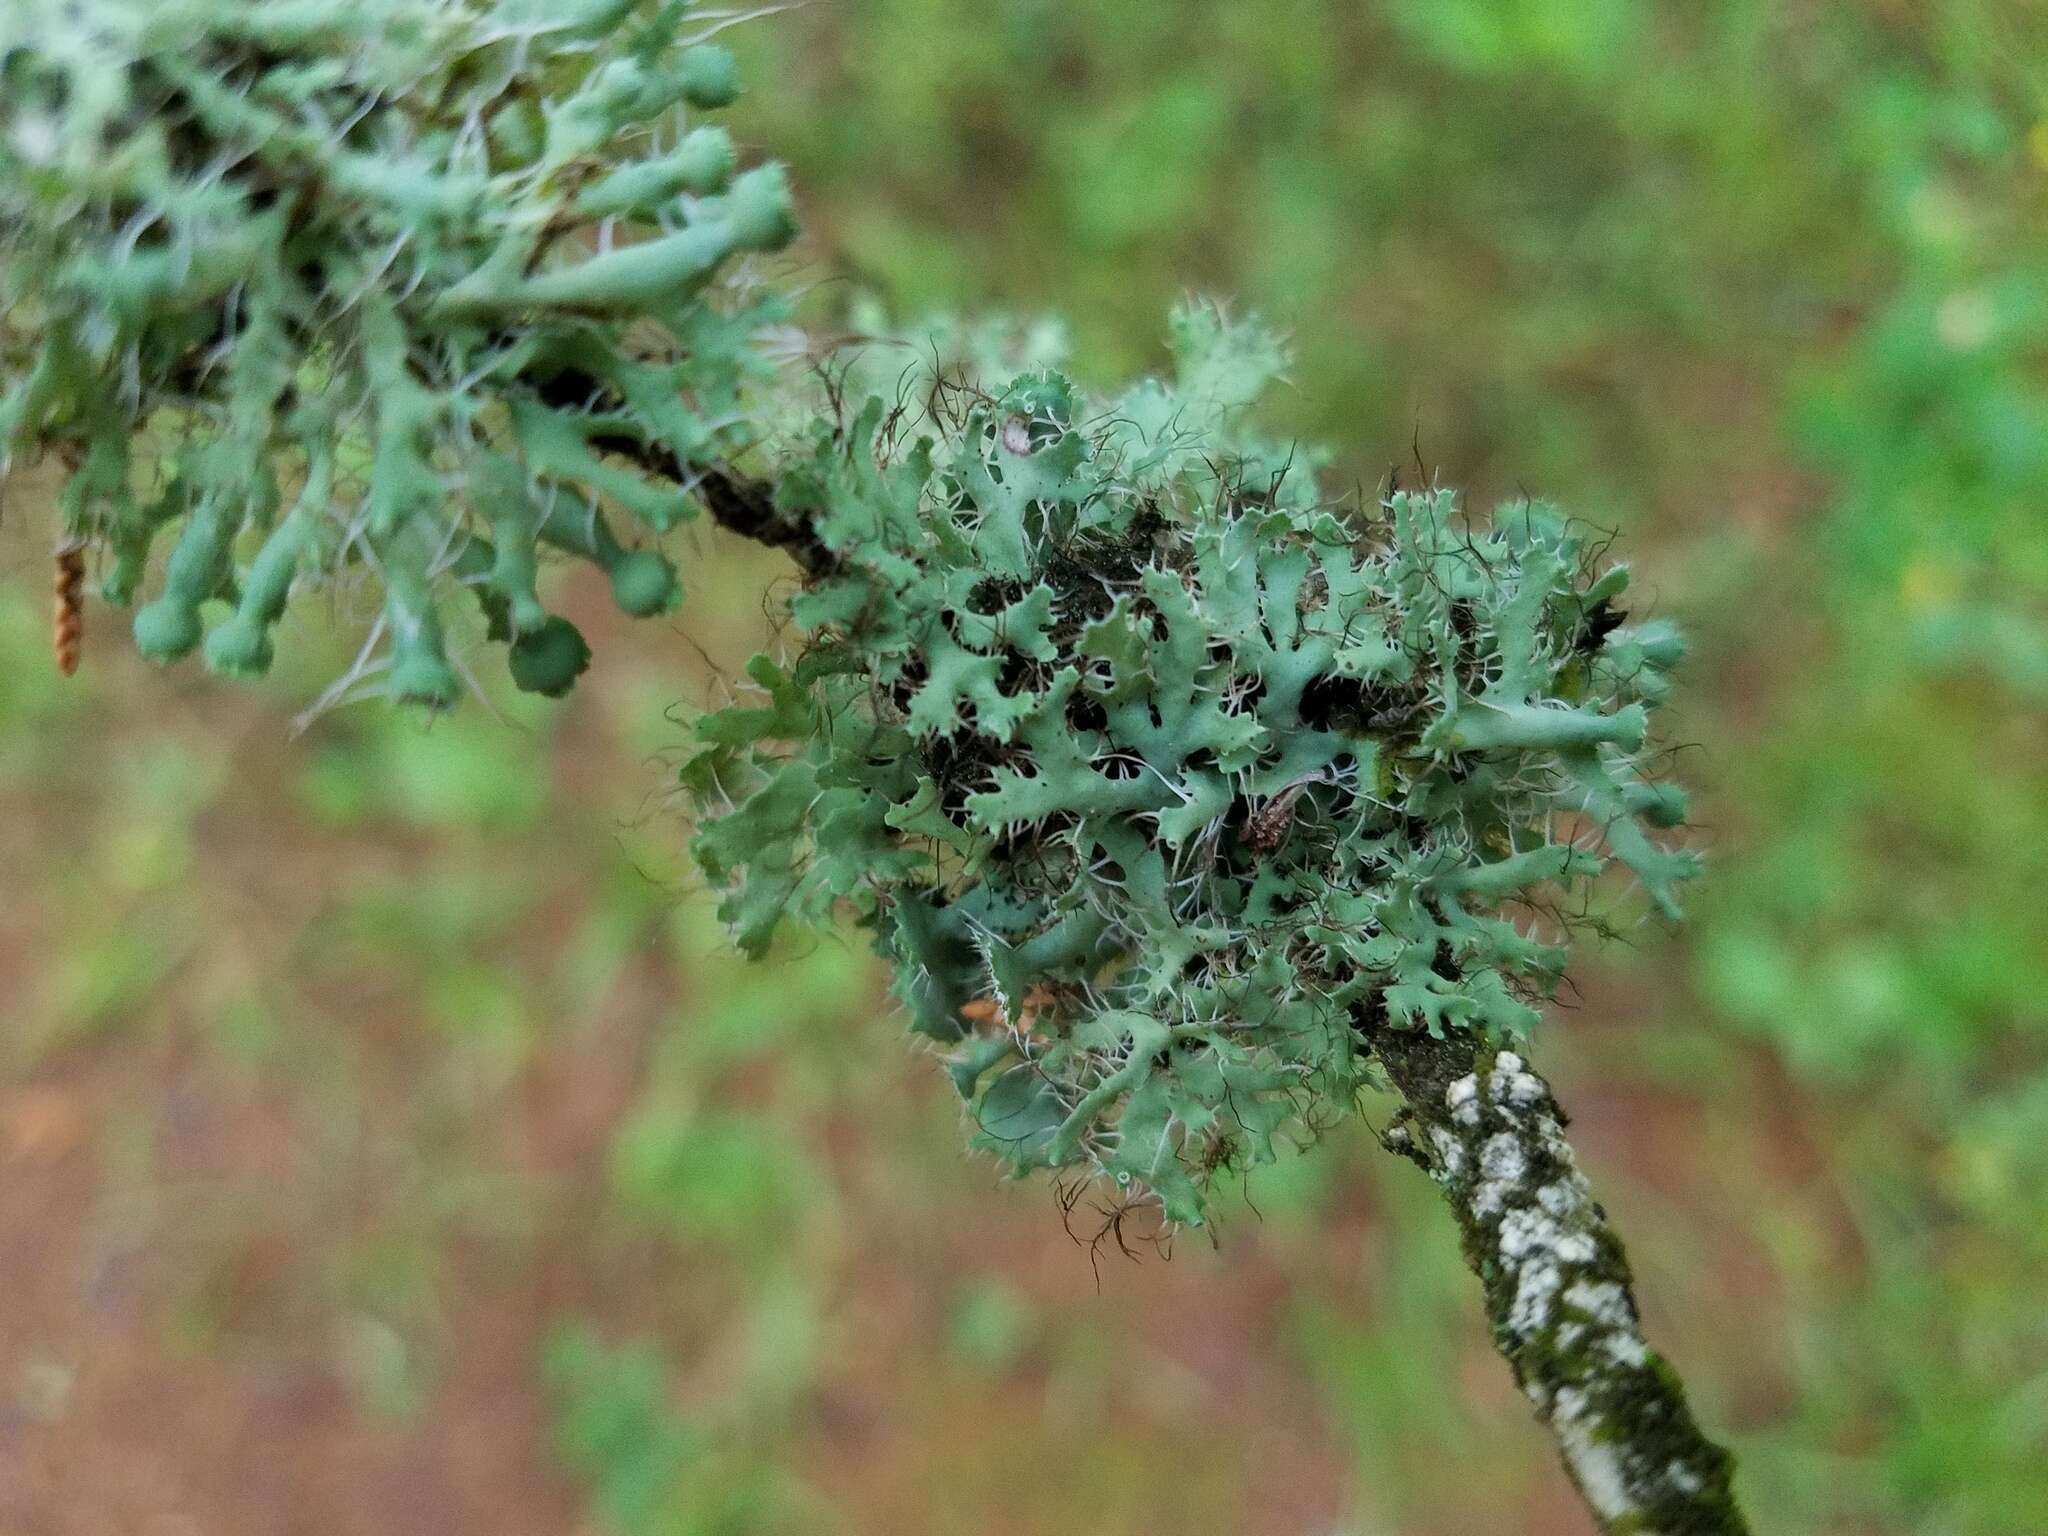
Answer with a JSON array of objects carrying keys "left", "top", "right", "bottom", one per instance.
[
  {"left": 0, "top": 0, "right": 793, "bottom": 703},
  {"left": 0, "top": 6, "right": 1700, "bottom": 1234},
  {"left": 685, "top": 302, "right": 1699, "bottom": 1227}
]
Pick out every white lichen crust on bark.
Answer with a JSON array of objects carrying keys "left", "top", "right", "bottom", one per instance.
[{"left": 1377, "top": 1040, "right": 1750, "bottom": 1536}]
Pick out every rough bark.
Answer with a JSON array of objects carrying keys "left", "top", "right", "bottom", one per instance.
[{"left": 1372, "top": 1026, "right": 1751, "bottom": 1535}]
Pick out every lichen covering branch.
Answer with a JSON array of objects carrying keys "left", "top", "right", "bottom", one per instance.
[
  {"left": 3, "top": 12, "right": 1747, "bottom": 1531},
  {"left": 1378, "top": 1032, "right": 1750, "bottom": 1534},
  {"left": 0, "top": 0, "right": 797, "bottom": 704},
  {"left": 685, "top": 310, "right": 1701, "bottom": 1229}
]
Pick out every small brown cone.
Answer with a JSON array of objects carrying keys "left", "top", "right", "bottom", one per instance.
[{"left": 53, "top": 541, "right": 84, "bottom": 677}]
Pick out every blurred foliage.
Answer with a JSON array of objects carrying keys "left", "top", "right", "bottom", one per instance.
[{"left": 4, "top": 1, "right": 2046, "bottom": 1534}]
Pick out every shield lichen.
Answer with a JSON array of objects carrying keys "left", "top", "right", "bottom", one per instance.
[{"left": 684, "top": 304, "right": 1699, "bottom": 1227}]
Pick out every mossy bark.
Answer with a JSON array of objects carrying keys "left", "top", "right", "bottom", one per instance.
[{"left": 1371, "top": 1027, "right": 1751, "bottom": 1535}]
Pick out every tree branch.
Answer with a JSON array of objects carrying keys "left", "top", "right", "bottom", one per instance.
[
  {"left": 1371, "top": 1026, "right": 1751, "bottom": 1535},
  {"left": 528, "top": 364, "right": 837, "bottom": 579},
  {"left": 688, "top": 456, "right": 835, "bottom": 579}
]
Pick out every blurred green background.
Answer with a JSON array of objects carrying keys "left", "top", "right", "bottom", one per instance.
[{"left": 4, "top": 2, "right": 2047, "bottom": 1532}]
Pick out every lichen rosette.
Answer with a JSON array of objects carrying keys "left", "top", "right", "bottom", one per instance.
[{"left": 687, "top": 304, "right": 1698, "bottom": 1225}]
